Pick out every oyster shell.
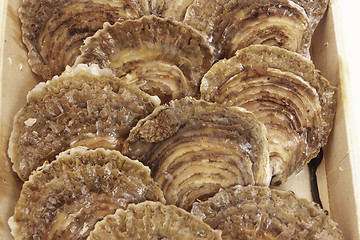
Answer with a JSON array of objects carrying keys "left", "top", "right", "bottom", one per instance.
[
  {"left": 8, "top": 147, "right": 165, "bottom": 240},
  {"left": 75, "top": 15, "right": 213, "bottom": 103},
  {"left": 191, "top": 185, "right": 344, "bottom": 239},
  {"left": 291, "top": 0, "right": 329, "bottom": 31},
  {"left": 183, "top": 0, "right": 311, "bottom": 59},
  {"left": 19, "top": 0, "right": 145, "bottom": 80},
  {"left": 88, "top": 201, "right": 221, "bottom": 239},
  {"left": 123, "top": 97, "right": 271, "bottom": 210},
  {"left": 8, "top": 64, "right": 159, "bottom": 181},
  {"left": 150, "top": 0, "right": 196, "bottom": 21},
  {"left": 201, "top": 45, "right": 337, "bottom": 185}
]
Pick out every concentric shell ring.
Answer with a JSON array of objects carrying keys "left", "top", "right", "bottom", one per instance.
[
  {"left": 123, "top": 97, "right": 271, "bottom": 210},
  {"left": 184, "top": 0, "right": 311, "bottom": 58},
  {"left": 201, "top": 45, "right": 337, "bottom": 185},
  {"left": 191, "top": 185, "right": 344, "bottom": 239},
  {"left": 75, "top": 15, "right": 213, "bottom": 103},
  {"left": 8, "top": 64, "right": 159, "bottom": 181},
  {"left": 88, "top": 201, "right": 221, "bottom": 240},
  {"left": 19, "top": 0, "right": 146, "bottom": 79},
  {"left": 9, "top": 147, "right": 165, "bottom": 240}
]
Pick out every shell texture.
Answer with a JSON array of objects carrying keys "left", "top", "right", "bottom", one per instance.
[
  {"left": 88, "top": 201, "right": 221, "bottom": 240},
  {"left": 184, "top": 0, "right": 317, "bottom": 59},
  {"left": 75, "top": 15, "right": 213, "bottom": 104},
  {"left": 123, "top": 97, "right": 271, "bottom": 210},
  {"left": 9, "top": 147, "right": 165, "bottom": 240},
  {"left": 19, "top": 0, "right": 147, "bottom": 80},
  {"left": 9, "top": 64, "right": 159, "bottom": 181},
  {"left": 201, "top": 45, "right": 337, "bottom": 185},
  {"left": 191, "top": 185, "right": 344, "bottom": 239}
]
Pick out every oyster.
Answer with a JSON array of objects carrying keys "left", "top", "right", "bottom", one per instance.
[
  {"left": 19, "top": 0, "right": 145, "bottom": 80},
  {"left": 191, "top": 185, "right": 344, "bottom": 239},
  {"left": 123, "top": 97, "right": 271, "bottom": 210},
  {"left": 150, "top": 0, "right": 196, "bottom": 21},
  {"left": 183, "top": 0, "right": 311, "bottom": 59},
  {"left": 8, "top": 147, "right": 165, "bottom": 240},
  {"left": 88, "top": 201, "right": 221, "bottom": 239},
  {"left": 201, "top": 45, "right": 337, "bottom": 185},
  {"left": 292, "top": 0, "right": 329, "bottom": 31},
  {"left": 8, "top": 64, "right": 159, "bottom": 181},
  {"left": 75, "top": 15, "right": 213, "bottom": 103}
]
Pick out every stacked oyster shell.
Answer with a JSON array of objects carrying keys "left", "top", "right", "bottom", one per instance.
[
  {"left": 8, "top": 0, "right": 343, "bottom": 239},
  {"left": 75, "top": 15, "right": 213, "bottom": 103},
  {"left": 191, "top": 185, "right": 344, "bottom": 239},
  {"left": 123, "top": 97, "right": 271, "bottom": 210},
  {"left": 9, "top": 147, "right": 166, "bottom": 239},
  {"left": 201, "top": 45, "right": 337, "bottom": 185},
  {"left": 8, "top": 64, "right": 161, "bottom": 181},
  {"left": 88, "top": 201, "right": 222, "bottom": 239}
]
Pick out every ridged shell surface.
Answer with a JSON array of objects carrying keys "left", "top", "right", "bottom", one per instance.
[
  {"left": 150, "top": 0, "right": 196, "bottom": 21},
  {"left": 123, "top": 97, "right": 271, "bottom": 210},
  {"left": 8, "top": 64, "right": 159, "bottom": 181},
  {"left": 184, "top": 0, "right": 311, "bottom": 59},
  {"left": 201, "top": 45, "right": 337, "bottom": 185},
  {"left": 75, "top": 15, "right": 213, "bottom": 103},
  {"left": 88, "top": 201, "right": 221, "bottom": 240},
  {"left": 19, "top": 0, "right": 146, "bottom": 79},
  {"left": 8, "top": 147, "right": 165, "bottom": 240},
  {"left": 191, "top": 185, "right": 343, "bottom": 239}
]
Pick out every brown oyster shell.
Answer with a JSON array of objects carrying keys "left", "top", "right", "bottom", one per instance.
[
  {"left": 123, "top": 97, "right": 271, "bottom": 210},
  {"left": 191, "top": 185, "right": 343, "bottom": 240},
  {"left": 291, "top": 0, "right": 329, "bottom": 31},
  {"left": 150, "top": 0, "right": 196, "bottom": 21},
  {"left": 201, "top": 45, "right": 337, "bottom": 185},
  {"left": 183, "top": 0, "right": 312, "bottom": 59},
  {"left": 8, "top": 64, "right": 159, "bottom": 181},
  {"left": 8, "top": 147, "right": 165, "bottom": 240},
  {"left": 88, "top": 201, "right": 221, "bottom": 240},
  {"left": 19, "top": 0, "right": 147, "bottom": 80},
  {"left": 75, "top": 15, "right": 213, "bottom": 104}
]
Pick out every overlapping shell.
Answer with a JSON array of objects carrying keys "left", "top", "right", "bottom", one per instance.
[
  {"left": 149, "top": 0, "right": 196, "bottom": 21},
  {"left": 191, "top": 185, "right": 344, "bottom": 239},
  {"left": 201, "top": 45, "right": 337, "bottom": 185},
  {"left": 11, "top": 0, "right": 341, "bottom": 239},
  {"left": 19, "top": 0, "right": 328, "bottom": 80},
  {"left": 19, "top": 0, "right": 148, "bottom": 80},
  {"left": 88, "top": 201, "right": 221, "bottom": 239},
  {"left": 292, "top": 0, "right": 329, "bottom": 31},
  {"left": 123, "top": 97, "right": 271, "bottom": 210},
  {"left": 75, "top": 15, "right": 213, "bottom": 103},
  {"left": 184, "top": 0, "right": 312, "bottom": 59},
  {"left": 8, "top": 147, "right": 165, "bottom": 240},
  {"left": 9, "top": 64, "right": 159, "bottom": 181}
]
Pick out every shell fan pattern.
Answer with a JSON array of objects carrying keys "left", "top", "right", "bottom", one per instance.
[
  {"left": 123, "top": 97, "right": 271, "bottom": 210},
  {"left": 9, "top": 64, "right": 159, "bottom": 181},
  {"left": 75, "top": 15, "right": 213, "bottom": 104},
  {"left": 9, "top": 147, "right": 165, "bottom": 240},
  {"left": 8, "top": 0, "right": 343, "bottom": 239}
]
